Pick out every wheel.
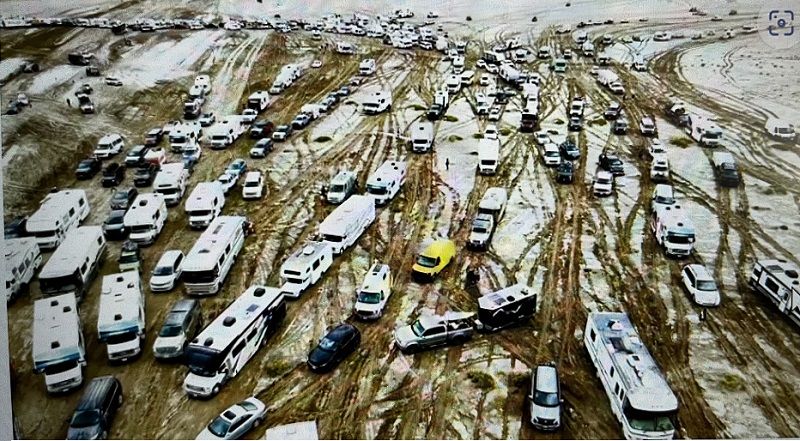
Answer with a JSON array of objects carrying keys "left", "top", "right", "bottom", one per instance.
[
  {"left": 404, "top": 345, "right": 420, "bottom": 354},
  {"left": 253, "top": 417, "right": 263, "bottom": 428},
  {"left": 211, "top": 385, "right": 220, "bottom": 395},
  {"left": 100, "top": 430, "right": 108, "bottom": 440},
  {"left": 118, "top": 393, "right": 123, "bottom": 405}
]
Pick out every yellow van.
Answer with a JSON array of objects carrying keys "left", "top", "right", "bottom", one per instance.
[{"left": 412, "top": 239, "right": 456, "bottom": 281}]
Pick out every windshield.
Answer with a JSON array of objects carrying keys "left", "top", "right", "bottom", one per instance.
[
  {"left": 625, "top": 407, "right": 676, "bottom": 433},
  {"left": 113, "top": 191, "right": 129, "bottom": 201},
  {"left": 211, "top": 135, "right": 227, "bottom": 141},
  {"left": 357, "top": 291, "right": 382, "bottom": 304},
  {"left": 170, "top": 136, "right": 187, "bottom": 143},
  {"left": 318, "top": 337, "right": 337, "bottom": 352},
  {"left": 189, "top": 210, "right": 212, "bottom": 217},
  {"left": 533, "top": 390, "right": 560, "bottom": 407},
  {"left": 480, "top": 160, "right": 496, "bottom": 166},
  {"left": 697, "top": 280, "right": 717, "bottom": 291},
  {"left": 106, "top": 332, "right": 137, "bottom": 344},
  {"left": 705, "top": 131, "right": 721, "bottom": 139},
  {"left": 285, "top": 277, "right": 305, "bottom": 284},
  {"left": 153, "top": 265, "right": 173, "bottom": 276},
  {"left": 666, "top": 233, "right": 694, "bottom": 244},
  {"left": 119, "top": 252, "right": 139, "bottom": 264},
  {"left": 157, "top": 188, "right": 178, "bottom": 195},
  {"left": 776, "top": 127, "right": 793, "bottom": 134},
  {"left": 70, "top": 410, "right": 101, "bottom": 428},
  {"left": 33, "top": 230, "right": 57, "bottom": 239},
  {"left": 78, "top": 161, "right": 93, "bottom": 169},
  {"left": 208, "top": 417, "right": 231, "bottom": 438},
  {"left": 597, "top": 177, "right": 612, "bottom": 185},
  {"left": 43, "top": 359, "right": 79, "bottom": 376},
  {"left": 654, "top": 165, "right": 668, "bottom": 172},
  {"left": 40, "top": 274, "right": 79, "bottom": 295},
  {"left": 245, "top": 181, "right": 260, "bottom": 187},
  {"left": 367, "top": 184, "right": 388, "bottom": 195},
  {"left": 416, "top": 255, "right": 437, "bottom": 268},
  {"left": 130, "top": 225, "right": 152, "bottom": 234},
  {"left": 159, "top": 324, "right": 182, "bottom": 337},
  {"left": 330, "top": 184, "right": 345, "bottom": 192},
  {"left": 183, "top": 269, "right": 218, "bottom": 284},
  {"left": 655, "top": 196, "right": 674, "bottom": 204},
  {"left": 106, "top": 214, "right": 124, "bottom": 224},
  {"left": 411, "top": 320, "right": 425, "bottom": 337},
  {"left": 472, "top": 225, "right": 488, "bottom": 234},
  {"left": 322, "top": 234, "right": 343, "bottom": 243}
]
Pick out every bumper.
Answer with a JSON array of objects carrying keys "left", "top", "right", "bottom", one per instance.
[{"left": 46, "top": 375, "right": 83, "bottom": 394}]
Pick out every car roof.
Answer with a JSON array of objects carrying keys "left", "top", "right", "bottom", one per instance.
[
  {"left": 597, "top": 170, "right": 612, "bottom": 178},
  {"left": 686, "top": 264, "right": 712, "bottom": 280},
  {"left": 158, "top": 249, "right": 183, "bottom": 265},
  {"left": 327, "top": 323, "right": 357, "bottom": 340},
  {"left": 534, "top": 365, "right": 558, "bottom": 393}
]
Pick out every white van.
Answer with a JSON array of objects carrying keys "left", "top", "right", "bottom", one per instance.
[
  {"left": 446, "top": 74, "right": 461, "bottom": 94},
  {"left": 153, "top": 162, "right": 188, "bottom": 206},
  {"left": 336, "top": 41, "right": 356, "bottom": 54},
  {"left": 247, "top": 91, "right": 272, "bottom": 112},
  {"left": 765, "top": 117, "right": 796, "bottom": 141},
  {"left": 363, "top": 90, "right": 392, "bottom": 114},
  {"left": 4, "top": 238, "right": 42, "bottom": 302},
  {"left": 477, "top": 138, "right": 500, "bottom": 175},
  {"left": 410, "top": 121, "right": 435, "bottom": 153},
  {"left": 123, "top": 193, "right": 168, "bottom": 245},
  {"left": 279, "top": 242, "right": 333, "bottom": 298},
  {"left": 38, "top": 226, "right": 106, "bottom": 302},
  {"left": 93, "top": 134, "right": 125, "bottom": 158},
  {"left": 26, "top": 189, "right": 90, "bottom": 250},
  {"left": 97, "top": 272, "right": 145, "bottom": 363},
  {"left": 327, "top": 171, "right": 357, "bottom": 204},
  {"left": 319, "top": 194, "right": 376, "bottom": 254},
  {"left": 353, "top": 262, "right": 392, "bottom": 320},
  {"left": 686, "top": 114, "right": 723, "bottom": 147},
  {"left": 651, "top": 184, "right": 676, "bottom": 212},
  {"left": 359, "top": 58, "right": 377, "bottom": 75},
  {"left": 366, "top": 160, "right": 407, "bottom": 205},
  {"left": 32, "top": 294, "right": 86, "bottom": 393},
  {"left": 150, "top": 250, "right": 184, "bottom": 292},
  {"left": 185, "top": 182, "right": 226, "bottom": 229}
]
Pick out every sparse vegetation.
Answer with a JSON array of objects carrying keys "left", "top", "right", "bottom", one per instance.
[
  {"left": 448, "top": 134, "right": 464, "bottom": 142},
  {"left": 409, "top": 104, "right": 426, "bottom": 111},
  {"left": 472, "top": 133, "right": 484, "bottom": 139},
  {"left": 763, "top": 186, "right": 788, "bottom": 196},
  {"left": 670, "top": 136, "right": 692, "bottom": 148},
  {"left": 554, "top": 118, "right": 565, "bottom": 125},
  {"left": 263, "top": 358, "right": 293, "bottom": 378},
  {"left": 466, "top": 16, "right": 472, "bottom": 21},
  {"left": 499, "top": 127, "right": 511, "bottom": 136},
  {"left": 443, "top": 115, "right": 458, "bottom": 122},
  {"left": 467, "top": 370, "right": 496, "bottom": 390},
  {"left": 728, "top": 9, "right": 737, "bottom": 15},
  {"left": 314, "top": 135, "right": 332, "bottom": 143},
  {"left": 590, "top": 117, "right": 607, "bottom": 126},
  {"left": 719, "top": 373, "right": 744, "bottom": 391},
  {"left": 507, "top": 371, "right": 529, "bottom": 390}
]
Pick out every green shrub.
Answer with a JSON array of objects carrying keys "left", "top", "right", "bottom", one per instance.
[
  {"left": 448, "top": 134, "right": 463, "bottom": 142},
  {"left": 719, "top": 373, "right": 744, "bottom": 391},
  {"left": 264, "top": 358, "right": 293, "bottom": 377},
  {"left": 499, "top": 128, "right": 511, "bottom": 136},
  {"left": 554, "top": 118, "right": 565, "bottom": 125},
  {"left": 472, "top": 133, "right": 484, "bottom": 139},
  {"left": 670, "top": 136, "right": 692, "bottom": 148},
  {"left": 443, "top": 115, "right": 458, "bottom": 122},
  {"left": 590, "top": 118, "right": 607, "bottom": 126},
  {"left": 409, "top": 104, "right": 426, "bottom": 111},
  {"left": 467, "top": 370, "right": 495, "bottom": 390},
  {"left": 314, "top": 136, "right": 332, "bottom": 143}
]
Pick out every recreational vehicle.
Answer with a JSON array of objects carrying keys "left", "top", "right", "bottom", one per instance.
[
  {"left": 366, "top": 160, "right": 407, "bottom": 205},
  {"left": 651, "top": 205, "right": 695, "bottom": 257},
  {"left": 362, "top": 90, "right": 392, "bottom": 114},
  {"left": 336, "top": 41, "right": 356, "bottom": 54},
  {"left": 123, "top": 193, "right": 167, "bottom": 245},
  {"left": 207, "top": 117, "right": 247, "bottom": 149},
  {"left": 185, "top": 182, "right": 226, "bottom": 229},
  {"left": 326, "top": 171, "right": 357, "bottom": 204},
  {"left": 584, "top": 312, "right": 678, "bottom": 440},
  {"left": 686, "top": 114, "right": 723, "bottom": 147},
  {"left": 4, "top": 237, "right": 42, "bottom": 302},
  {"left": 279, "top": 242, "right": 333, "bottom": 298},
  {"left": 182, "top": 216, "right": 246, "bottom": 296},
  {"left": 749, "top": 259, "right": 800, "bottom": 328},
  {"left": 153, "top": 162, "right": 189, "bottom": 206},
  {"left": 410, "top": 121, "right": 435, "bottom": 153},
  {"left": 477, "top": 138, "right": 501, "bottom": 175},
  {"left": 26, "top": 189, "right": 90, "bottom": 250},
  {"left": 32, "top": 294, "right": 87, "bottom": 393},
  {"left": 765, "top": 118, "right": 796, "bottom": 141},
  {"left": 318, "top": 194, "right": 376, "bottom": 254},
  {"left": 169, "top": 122, "right": 202, "bottom": 153},
  {"left": 38, "top": 226, "right": 106, "bottom": 302},
  {"left": 247, "top": 91, "right": 271, "bottom": 111},
  {"left": 97, "top": 272, "right": 145, "bottom": 363},
  {"left": 475, "top": 284, "right": 537, "bottom": 332},
  {"left": 184, "top": 286, "right": 286, "bottom": 398},
  {"left": 353, "top": 262, "right": 392, "bottom": 320},
  {"left": 359, "top": 58, "right": 376, "bottom": 75}
]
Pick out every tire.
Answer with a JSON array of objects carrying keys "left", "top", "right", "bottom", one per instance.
[
  {"left": 404, "top": 345, "right": 420, "bottom": 354},
  {"left": 100, "top": 430, "right": 108, "bottom": 440},
  {"left": 253, "top": 417, "right": 263, "bottom": 428},
  {"left": 118, "top": 393, "right": 123, "bottom": 405},
  {"left": 211, "top": 385, "right": 220, "bottom": 396}
]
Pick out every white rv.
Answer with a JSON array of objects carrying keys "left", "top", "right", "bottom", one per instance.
[
  {"left": 32, "top": 294, "right": 86, "bottom": 393},
  {"left": 499, "top": 63, "right": 521, "bottom": 85},
  {"left": 686, "top": 114, "right": 723, "bottom": 147},
  {"left": 582, "top": 41, "right": 595, "bottom": 57},
  {"left": 185, "top": 182, "right": 226, "bottom": 229},
  {"left": 279, "top": 242, "right": 333, "bottom": 298},
  {"left": 477, "top": 138, "right": 501, "bottom": 175},
  {"left": 153, "top": 162, "right": 189, "bottom": 206},
  {"left": 651, "top": 204, "right": 695, "bottom": 257},
  {"left": 318, "top": 194, "right": 376, "bottom": 254},
  {"left": 410, "top": 121, "right": 435, "bottom": 153},
  {"left": 750, "top": 259, "right": 800, "bottom": 328},
  {"left": 123, "top": 193, "right": 168, "bottom": 245},
  {"left": 353, "top": 262, "right": 392, "bottom": 320},
  {"left": 326, "top": 171, "right": 357, "bottom": 204},
  {"left": 38, "top": 226, "right": 106, "bottom": 302},
  {"left": 207, "top": 116, "right": 247, "bottom": 149},
  {"left": 446, "top": 74, "right": 461, "bottom": 94},
  {"left": 97, "top": 272, "right": 145, "bottom": 363},
  {"left": 247, "top": 91, "right": 272, "bottom": 111},
  {"left": 363, "top": 90, "right": 392, "bottom": 114},
  {"left": 764, "top": 118, "right": 795, "bottom": 141},
  {"left": 169, "top": 122, "right": 202, "bottom": 152},
  {"left": 584, "top": 312, "right": 678, "bottom": 440},
  {"left": 182, "top": 216, "right": 246, "bottom": 295},
  {"left": 359, "top": 58, "right": 377, "bottom": 75},
  {"left": 366, "top": 160, "right": 407, "bottom": 205},
  {"left": 4, "top": 237, "right": 42, "bottom": 302},
  {"left": 184, "top": 285, "right": 286, "bottom": 398},
  {"left": 26, "top": 189, "right": 90, "bottom": 250},
  {"left": 574, "top": 30, "right": 588, "bottom": 45},
  {"left": 336, "top": 41, "right": 356, "bottom": 54}
]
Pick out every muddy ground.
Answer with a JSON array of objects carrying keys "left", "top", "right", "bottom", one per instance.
[{"left": 3, "top": 8, "right": 800, "bottom": 441}]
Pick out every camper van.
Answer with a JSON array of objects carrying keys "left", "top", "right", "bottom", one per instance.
[
  {"left": 765, "top": 118, "right": 796, "bottom": 141},
  {"left": 336, "top": 41, "right": 356, "bottom": 54},
  {"left": 651, "top": 204, "right": 695, "bottom": 257},
  {"left": 247, "top": 91, "right": 271, "bottom": 112},
  {"left": 207, "top": 117, "right": 247, "bottom": 149},
  {"left": 153, "top": 162, "right": 188, "bottom": 206},
  {"left": 169, "top": 122, "right": 202, "bottom": 153},
  {"left": 5, "top": 238, "right": 42, "bottom": 302},
  {"left": 477, "top": 138, "right": 501, "bottom": 175},
  {"left": 446, "top": 74, "right": 461, "bottom": 94},
  {"left": 353, "top": 262, "right": 392, "bottom": 320},
  {"left": 499, "top": 63, "right": 521, "bottom": 85},
  {"left": 687, "top": 114, "right": 723, "bottom": 147},
  {"left": 584, "top": 312, "right": 678, "bottom": 440},
  {"left": 185, "top": 182, "right": 226, "bottom": 229},
  {"left": 359, "top": 58, "right": 377, "bottom": 75},
  {"left": 184, "top": 286, "right": 286, "bottom": 398},
  {"left": 97, "top": 272, "right": 145, "bottom": 363},
  {"left": 182, "top": 216, "right": 246, "bottom": 295},
  {"left": 366, "top": 160, "right": 407, "bottom": 205},
  {"left": 475, "top": 284, "right": 537, "bottom": 332},
  {"left": 279, "top": 242, "right": 333, "bottom": 298},
  {"left": 32, "top": 294, "right": 87, "bottom": 393},
  {"left": 749, "top": 259, "right": 800, "bottom": 328},
  {"left": 26, "top": 189, "right": 90, "bottom": 250},
  {"left": 123, "top": 193, "right": 168, "bottom": 245},
  {"left": 319, "top": 194, "right": 376, "bottom": 254},
  {"left": 38, "top": 226, "right": 106, "bottom": 302},
  {"left": 363, "top": 90, "right": 392, "bottom": 114},
  {"left": 326, "top": 171, "right": 357, "bottom": 204},
  {"left": 410, "top": 121, "right": 435, "bottom": 153}
]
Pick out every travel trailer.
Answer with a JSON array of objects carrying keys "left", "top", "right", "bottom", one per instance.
[
  {"left": 686, "top": 114, "right": 723, "bottom": 147},
  {"left": 749, "top": 259, "right": 800, "bottom": 328},
  {"left": 185, "top": 182, "right": 226, "bottom": 229},
  {"left": 362, "top": 90, "right": 392, "bottom": 114},
  {"left": 247, "top": 91, "right": 272, "bottom": 111},
  {"left": 184, "top": 286, "right": 286, "bottom": 398},
  {"left": 318, "top": 194, "right": 376, "bottom": 254},
  {"left": 207, "top": 117, "right": 247, "bottom": 149},
  {"left": 38, "top": 226, "right": 106, "bottom": 302},
  {"left": 279, "top": 242, "right": 333, "bottom": 298},
  {"left": 169, "top": 122, "right": 202, "bottom": 153},
  {"left": 32, "top": 294, "right": 87, "bottom": 393},
  {"left": 26, "top": 189, "right": 90, "bottom": 250},
  {"left": 4, "top": 238, "right": 42, "bottom": 302},
  {"left": 123, "top": 193, "right": 168, "bottom": 245},
  {"left": 365, "top": 160, "right": 407, "bottom": 205},
  {"left": 474, "top": 284, "right": 537, "bottom": 332},
  {"left": 182, "top": 216, "right": 247, "bottom": 295},
  {"left": 153, "top": 162, "right": 189, "bottom": 206},
  {"left": 764, "top": 118, "right": 795, "bottom": 141},
  {"left": 97, "top": 272, "right": 145, "bottom": 363}
]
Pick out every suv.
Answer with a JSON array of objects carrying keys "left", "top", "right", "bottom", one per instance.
[
  {"left": 102, "top": 162, "right": 125, "bottom": 187},
  {"left": 153, "top": 298, "right": 201, "bottom": 360},
  {"left": 102, "top": 209, "right": 128, "bottom": 240},
  {"left": 250, "top": 120, "right": 274, "bottom": 138},
  {"left": 559, "top": 139, "right": 580, "bottom": 160},
  {"left": 133, "top": 163, "right": 159, "bottom": 187},
  {"left": 94, "top": 134, "right": 125, "bottom": 158},
  {"left": 110, "top": 187, "right": 138, "bottom": 210},
  {"left": 272, "top": 125, "right": 293, "bottom": 142},
  {"left": 150, "top": 250, "right": 184, "bottom": 292},
  {"left": 125, "top": 145, "right": 150, "bottom": 167},
  {"left": 75, "top": 157, "right": 102, "bottom": 179},
  {"left": 528, "top": 364, "right": 562, "bottom": 431},
  {"left": 426, "top": 103, "right": 444, "bottom": 121},
  {"left": 599, "top": 152, "right": 625, "bottom": 175},
  {"left": 144, "top": 128, "right": 164, "bottom": 146},
  {"left": 66, "top": 376, "right": 123, "bottom": 440},
  {"left": 604, "top": 102, "right": 622, "bottom": 119},
  {"left": 249, "top": 138, "right": 273, "bottom": 158},
  {"left": 555, "top": 161, "right": 574, "bottom": 184}
]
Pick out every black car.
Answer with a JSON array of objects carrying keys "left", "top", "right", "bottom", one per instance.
[
  {"left": 427, "top": 103, "right": 444, "bottom": 121},
  {"left": 568, "top": 116, "right": 583, "bottom": 131},
  {"left": 604, "top": 102, "right": 622, "bottom": 119},
  {"left": 75, "top": 157, "right": 102, "bottom": 179},
  {"left": 599, "top": 152, "right": 625, "bottom": 176},
  {"left": 335, "top": 86, "right": 351, "bottom": 97},
  {"left": 144, "top": 128, "right": 164, "bottom": 146},
  {"left": 559, "top": 140, "right": 580, "bottom": 160},
  {"left": 133, "top": 163, "right": 159, "bottom": 187},
  {"left": 307, "top": 323, "right": 361, "bottom": 373},
  {"left": 325, "top": 93, "right": 340, "bottom": 105},
  {"left": 66, "top": 376, "right": 123, "bottom": 440},
  {"left": 124, "top": 145, "right": 150, "bottom": 167},
  {"left": 4, "top": 216, "right": 28, "bottom": 239},
  {"left": 555, "top": 161, "right": 574, "bottom": 184},
  {"left": 250, "top": 120, "right": 275, "bottom": 138},
  {"left": 102, "top": 163, "right": 125, "bottom": 187},
  {"left": 76, "top": 84, "right": 93, "bottom": 95},
  {"left": 85, "top": 66, "right": 101, "bottom": 76},
  {"left": 5, "top": 102, "right": 20, "bottom": 115},
  {"left": 110, "top": 187, "right": 138, "bottom": 210},
  {"left": 102, "top": 209, "right": 128, "bottom": 240}
]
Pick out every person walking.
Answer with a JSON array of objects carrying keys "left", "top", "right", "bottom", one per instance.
[
  {"left": 445, "top": 157, "right": 450, "bottom": 170},
  {"left": 67, "top": 98, "right": 71, "bottom": 107}
]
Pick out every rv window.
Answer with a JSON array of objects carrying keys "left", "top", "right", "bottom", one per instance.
[
  {"left": 614, "top": 383, "right": 620, "bottom": 395},
  {"left": 97, "top": 236, "right": 103, "bottom": 245},
  {"left": 619, "top": 390, "right": 625, "bottom": 401},
  {"left": 231, "top": 340, "right": 246, "bottom": 357},
  {"left": 79, "top": 198, "right": 85, "bottom": 206},
  {"left": 80, "top": 262, "right": 88, "bottom": 274},
  {"left": 69, "top": 207, "right": 76, "bottom": 217},
  {"left": 610, "top": 366, "right": 615, "bottom": 377},
  {"left": 246, "top": 328, "right": 258, "bottom": 342},
  {"left": 590, "top": 329, "right": 596, "bottom": 341},
  {"left": 218, "top": 256, "right": 225, "bottom": 267},
  {"left": 154, "top": 211, "right": 160, "bottom": 221},
  {"left": 765, "top": 278, "right": 780, "bottom": 294},
  {"left": 225, "top": 244, "right": 231, "bottom": 253},
  {"left": 312, "top": 259, "right": 320, "bottom": 270}
]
